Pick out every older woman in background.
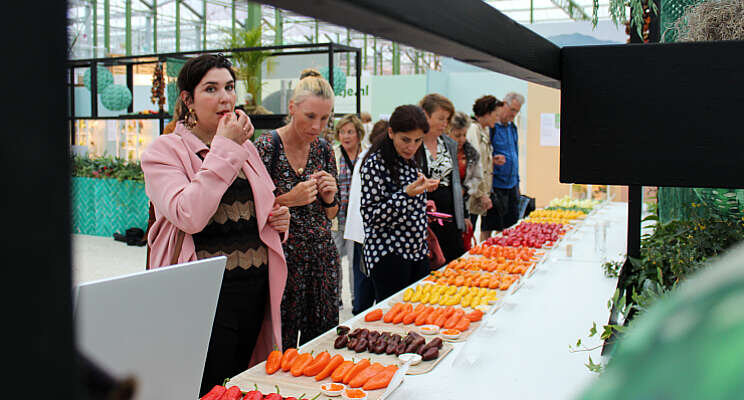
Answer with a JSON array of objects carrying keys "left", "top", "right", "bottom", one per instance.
[
  {"left": 448, "top": 111, "right": 482, "bottom": 248},
  {"left": 419, "top": 94, "right": 466, "bottom": 263},
  {"left": 331, "top": 114, "right": 365, "bottom": 309}
]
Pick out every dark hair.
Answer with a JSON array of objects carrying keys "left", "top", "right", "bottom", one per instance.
[
  {"left": 472, "top": 95, "right": 503, "bottom": 117},
  {"left": 175, "top": 54, "right": 236, "bottom": 121},
  {"left": 363, "top": 105, "right": 429, "bottom": 183},
  {"left": 369, "top": 119, "right": 390, "bottom": 146}
]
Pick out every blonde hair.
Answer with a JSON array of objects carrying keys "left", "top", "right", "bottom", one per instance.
[
  {"left": 285, "top": 75, "right": 335, "bottom": 126},
  {"left": 334, "top": 114, "right": 365, "bottom": 142},
  {"left": 299, "top": 68, "right": 322, "bottom": 80},
  {"left": 291, "top": 75, "right": 335, "bottom": 105}
]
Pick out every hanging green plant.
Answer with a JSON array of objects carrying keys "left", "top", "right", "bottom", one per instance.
[
  {"left": 101, "top": 84, "right": 133, "bottom": 111},
  {"left": 83, "top": 66, "right": 114, "bottom": 92},
  {"left": 320, "top": 66, "right": 347, "bottom": 96}
]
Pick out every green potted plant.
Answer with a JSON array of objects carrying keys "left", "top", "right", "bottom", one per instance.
[{"left": 224, "top": 26, "right": 275, "bottom": 114}]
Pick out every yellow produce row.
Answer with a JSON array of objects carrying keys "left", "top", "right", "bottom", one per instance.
[
  {"left": 523, "top": 209, "right": 586, "bottom": 224},
  {"left": 403, "top": 284, "right": 499, "bottom": 308}
]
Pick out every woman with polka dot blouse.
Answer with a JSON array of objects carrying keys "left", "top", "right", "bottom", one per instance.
[{"left": 359, "top": 105, "right": 440, "bottom": 301}]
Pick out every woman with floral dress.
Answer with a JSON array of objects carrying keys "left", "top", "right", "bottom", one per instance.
[{"left": 255, "top": 72, "right": 340, "bottom": 347}]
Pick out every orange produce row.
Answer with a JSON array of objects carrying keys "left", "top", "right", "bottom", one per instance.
[
  {"left": 443, "top": 257, "right": 535, "bottom": 275},
  {"left": 425, "top": 268, "right": 520, "bottom": 289},
  {"left": 467, "top": 244, "right": 541, "bottom": 261},
  {"left": 365, "top": 302, "right": 483, "bottom": 331},
  {"left": 265, "top": 348, "right": 398, "bottom": 391}
]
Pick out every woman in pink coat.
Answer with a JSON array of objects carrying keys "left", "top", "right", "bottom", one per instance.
[{"left": 140, "top": 54, "right": 289, "bottom": 396}]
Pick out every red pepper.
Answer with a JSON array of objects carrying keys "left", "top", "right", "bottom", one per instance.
[
  {"left": 200, "top": 385, "right": 226, "bottom": 400},
  {"left": 264, "top": 385, "right": 282, "bottom": 400},
  {"left": 217, "top": 386, "right": 242, "bottom": 400},
  {"left": 242, "top": 390, "right": 263, "bottom": 400}
]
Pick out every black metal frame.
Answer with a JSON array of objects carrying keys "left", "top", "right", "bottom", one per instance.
[{"left": 66, "top": 42, "right": 362, "bottom": 141}]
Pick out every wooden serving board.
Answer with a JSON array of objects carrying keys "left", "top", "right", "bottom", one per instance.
[
  {"left": 229, "top": 362, "right": 394, "bottom": 400},
  {"left": 302, "top": 325, "right": 453, "bottom": 375}
]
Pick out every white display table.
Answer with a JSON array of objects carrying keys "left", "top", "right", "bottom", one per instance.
[{"left": 236, "top": 202, "right": 627, "bottom": 400}]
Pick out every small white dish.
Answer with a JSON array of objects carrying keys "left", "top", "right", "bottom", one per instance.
[
  {"left": 320, "top": 383, "right": 346, "bottom": 397},
  {"left": 342, "top": 388, "right": 368, "bottom": 400},
  {"left": 440, "top": 329, "right": 462, "bottom": 340},
  {"left": 398, "top": 352, "right": 422, "bottom": 366},
  {"left": 419, "top": 324, "right": 439, "bottom": 335}
]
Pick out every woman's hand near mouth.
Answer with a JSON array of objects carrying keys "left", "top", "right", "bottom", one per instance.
[{"left": 216, "top": 109, "right": 254, "bottom": 145}]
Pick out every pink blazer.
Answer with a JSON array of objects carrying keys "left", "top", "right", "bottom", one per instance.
[{"left": 141, "top": 122, "right": 288, "bottom": 366}]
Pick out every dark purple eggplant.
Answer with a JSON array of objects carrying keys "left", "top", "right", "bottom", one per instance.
[
  {"left": 421, "top": 347, "right": 439, "bottom": 361},
  {"left": 395, "top": 342, "right": 407, "bottom": 356},
  {"left": 347, "top": 337, "right": 358, "bottom": 350},
  {"left": 348, "top": 328, "right": 362, "bottom": 338},
  {"left": 354, "top": 338, "right": 369, "bottom": 353},
  {"left": 385, "top": 342, "right": 398, "bottom": 355},
  {"left": 336, "top": 326, "right": 350, "bottom": 336},
  {"left": 334, "top": 335, "right": 349, "bottom": 349}
]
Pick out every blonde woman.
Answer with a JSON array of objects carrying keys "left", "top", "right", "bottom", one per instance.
[
  {"left": 254, "top": 72, "right": 340, "bottom": 347},
  {"left": 331, "top": 114, "right": 365, "bottom": 309}
]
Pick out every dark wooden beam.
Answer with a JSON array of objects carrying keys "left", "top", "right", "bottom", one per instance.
[{"left": 254, "top": 0, "right": 561, "bottom": 88}]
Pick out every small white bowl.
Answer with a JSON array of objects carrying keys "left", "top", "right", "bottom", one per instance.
[
  {"left": 419, "top": 324, "right": 440, "bottom": 335},
  {"left": 441, "top": 329, "right": 462, "bottom": 340},
  {"left": 320, "top": 383, "right": 345, "bottom": 397},
  {"left": 398, "top": 352, "right": 422, "bottom": 366},
  {"left": 342, "top": 388, "right": 368, "bottom": 400}
]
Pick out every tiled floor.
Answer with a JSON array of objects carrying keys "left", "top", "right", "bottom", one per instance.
[{"left": 72, "top": 234, "right": 355, "bottom": 322}]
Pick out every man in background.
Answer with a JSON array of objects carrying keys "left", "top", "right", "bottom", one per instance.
[{"left": 490, "top": 92, "right": 524, "bottom": 233}]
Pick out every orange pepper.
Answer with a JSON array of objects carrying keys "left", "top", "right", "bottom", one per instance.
[
  {"left": 280, "top": 348, "right": 299, "bottom": 372},
  {"left": 331, "top": 360, "right": 355, "bottom": 383},
  {"left": 364, "top": 308, "right": 383, "bottom": 322},
  {"left": 343, "top": 358, "right": 371, "bottom": 384},
  {"left": 415, "top": 307, "right": 433, "bottom": 326},
  {"left": 444, "top": 310, "right": 465, "bottom": 329},
  {"left": 363, "top": 365, "right": 398, "bottom": 390},
  {"left": 349, "top": 362, "right": 385, "bottom": 388},
  {"left": 402, "top": 309, "right": 420, "bottom": 325},
  {"left": 303, "top": 351, "right": 330, "bottom": 376},
  {"left": 315, "top": 354, "right": 345, "bottom": 381},
  {"left": 265, "top": 348, "right": 282, "bottom": 375},
  {"left": 291, "top": 352, "right": 314, "bottom": 377},
  {"left": 466, "top": 310, "right": 484, "bottom": 322},
  {"left": 426, "top": 308, "right": 443, "bottom": 325},
  {"left": 455, "top": 316, "right": 471, "bottom": 331},
  {"left": 393, "top": 309, "right": 409, "bottom": 324},
  {"left": 383, "top": 303, "right": 404, "bottom": 323}
]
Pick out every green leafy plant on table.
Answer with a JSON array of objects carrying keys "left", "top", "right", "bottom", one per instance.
[
  {"left": 72, "top": 155, "right": 143, "bottom": 182},
  {"left": 570, "top": 203, "right": 744, "bottom": 372}
]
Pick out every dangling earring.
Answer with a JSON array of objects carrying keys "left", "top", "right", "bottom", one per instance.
[{"left": 184, "top": 108, "right": 198, "bottom": 129}]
